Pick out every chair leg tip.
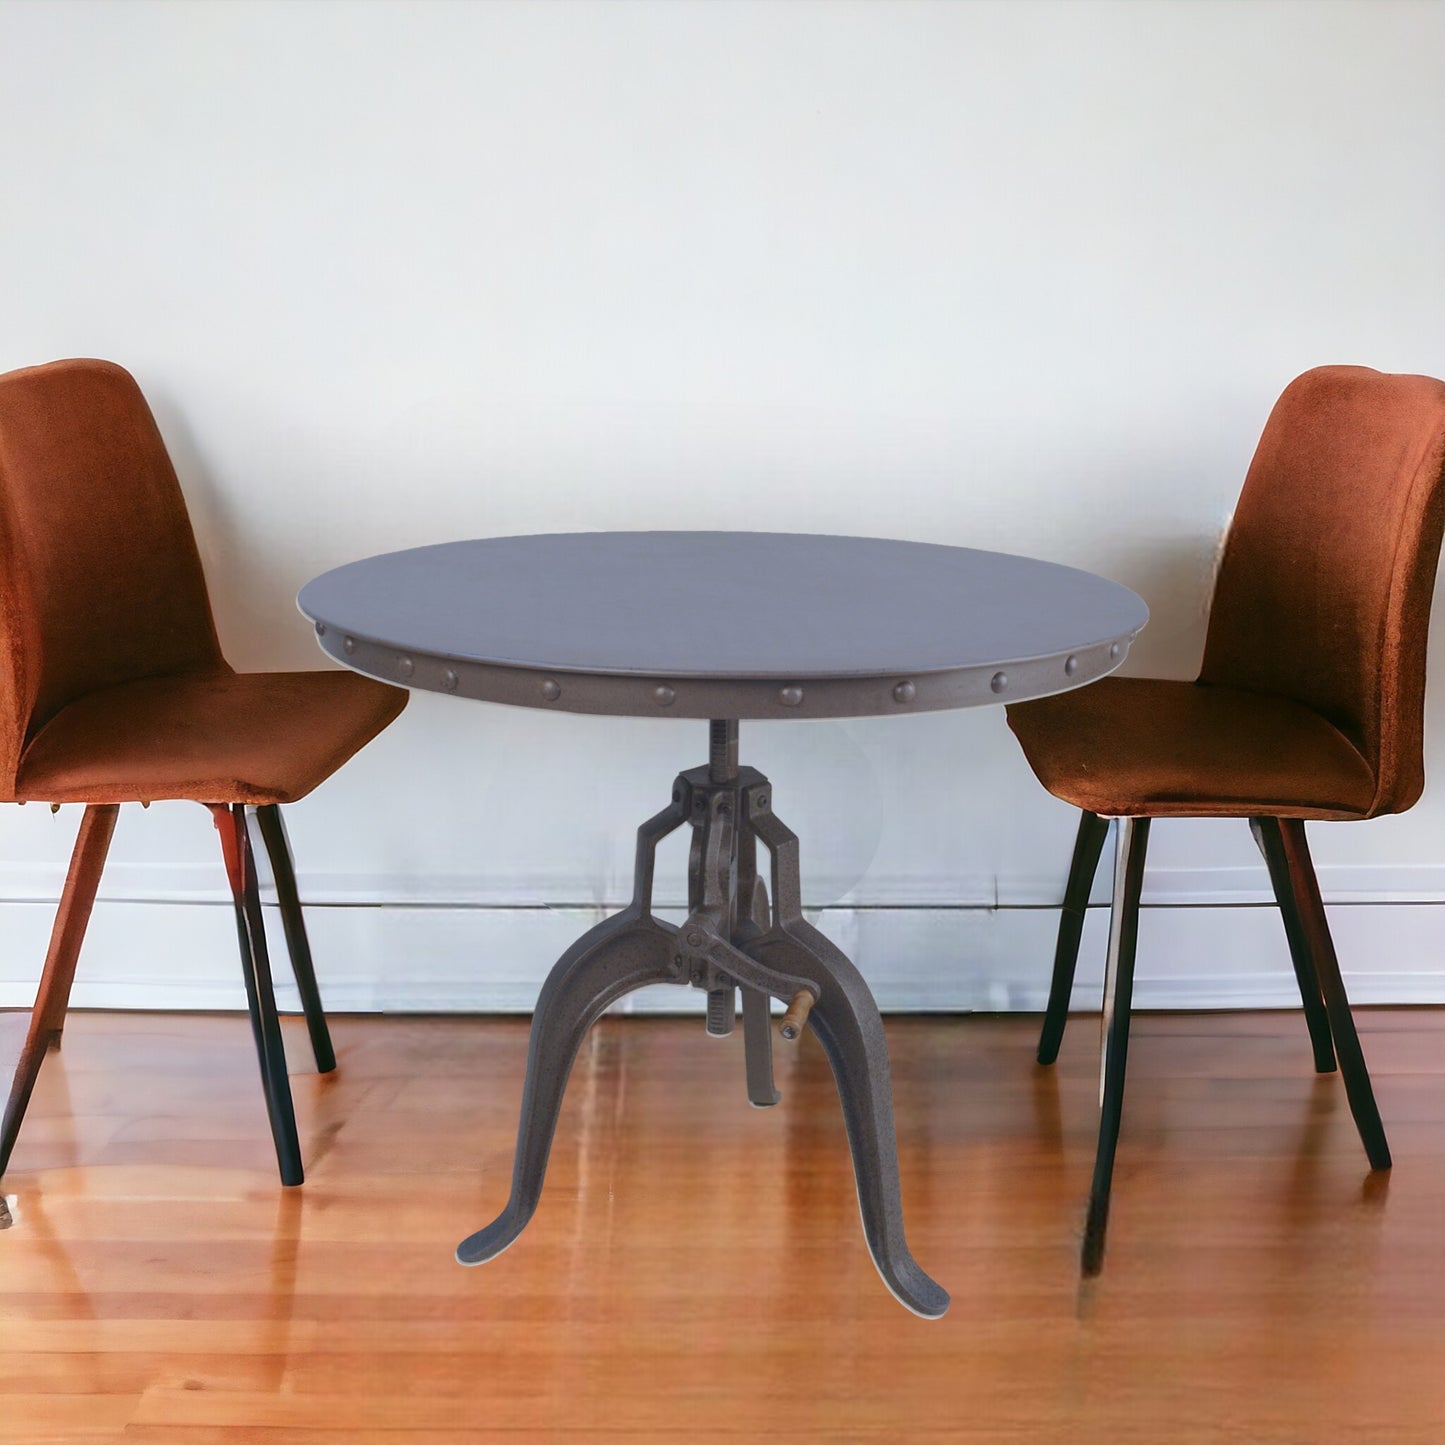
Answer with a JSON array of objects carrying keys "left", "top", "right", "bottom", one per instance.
[
  {"left": 1081, "top": 1197, "right": 1110, "bottom": 1276},
  {"left": 1036, "top": 1027, "right": 1063, "bottom": 1066}
]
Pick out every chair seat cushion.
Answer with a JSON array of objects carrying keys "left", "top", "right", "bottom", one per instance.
[
  {"left": 15, "top": 669, "right": 407, "bottom": 805},
  {"left": 1006, "top": 676, "right": 1378, "bottom": 819}
]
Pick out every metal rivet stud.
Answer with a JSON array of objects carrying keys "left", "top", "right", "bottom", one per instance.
[
  {"left": 398, "top": 657, "right": 414, "bottom": 679},
  {"left": 1110, "top": 643, "right": 1121, "bottom": 661},
  {"left": 686, "top": 932, "right": 704, "bottom": 948},
  {"left": 343, "top": 636, "right": 356, "bottom": 655},
  {"left": 779, "top": 685, "right": 804, "bottom": 707},
  {"left": 315, "top": 622, "right": 326, "bottom": 637},
  {"left": 541, "top": 679, "right": 561, "bottom": 702},
  {"left": 990, "top": 672, "right": 1008, "bottom": 694},
  {"left": 441, "top": 669, "right": 458, "bottom": 693},
  {"left": 654, "top": 685, "right": 676, "bottom": 707},
  {"left": 1064, "top": 655, "right": 1079, "bottom": 676},
  {"left": 893, "top": 680, "right": 916, "bottom": 704}
]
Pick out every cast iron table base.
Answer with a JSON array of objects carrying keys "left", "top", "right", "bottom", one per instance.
[{"left": 455, "top": 720, "right": 949, "bottom": 1319}]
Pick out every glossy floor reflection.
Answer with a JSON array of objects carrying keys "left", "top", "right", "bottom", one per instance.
[{"left": 2, "top": 1009, "right": 1445, "bottom": 1441}]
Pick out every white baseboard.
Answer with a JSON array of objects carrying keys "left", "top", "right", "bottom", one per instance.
[
  {"left": 7, "top": 856, "right": 1445, "bottom": 909},
  {"left": 1, "top": 896, "right": 1442, "bottom": 1015}
]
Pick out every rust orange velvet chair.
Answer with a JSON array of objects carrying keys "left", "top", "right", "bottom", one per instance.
[
  {"left": 0, "top": 358, "right": 407, "bottom": 1185},
  {"left": 1007, "top": 365, "right": 1445, "bottom": 1274}
]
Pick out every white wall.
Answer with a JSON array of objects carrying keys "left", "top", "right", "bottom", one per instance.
[{"left": 1, "top": 0, "right": 1443, "bottom": 1016}]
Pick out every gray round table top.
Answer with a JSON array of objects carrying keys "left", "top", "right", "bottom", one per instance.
[{"left": 299, "top": 531, "right": 1148, "bottom": 720}]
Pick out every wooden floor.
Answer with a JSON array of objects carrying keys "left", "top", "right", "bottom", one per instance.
[{"left": 2, "top": 1009, "right": 1445, "bottom": 1443}]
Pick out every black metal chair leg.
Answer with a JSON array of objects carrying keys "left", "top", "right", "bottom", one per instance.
[
  {"left": 0, "top": 804, "right": 119, "bottom": 1178},
  {"left": 1082, "top": 814, "right": 1150, "bottom": 1277},
  {"left": 749, "top": 805, "right": 948, "bottom": 1319},
  {"left": 254, "top": 804, "right": 336, "bottom": 1074},
  {"left": 212, "top": 804, "right": 304, "bottom": 1186},
  {"left": 1038, "top": 810, "right": 1110, "bottom": 1065},
  {"left": 455, "top": 911, "right": 680, "bottom": 1265},
  {"left": 1249, "top": 816, "right": 1336, "bottom": 1074},
  {"left": 1276, "top": 819, "right": 1391, "bottom": 1170}
]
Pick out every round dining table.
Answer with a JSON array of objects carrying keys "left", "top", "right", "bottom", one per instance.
[{"left": 299, "top": 530, "right": 1148, "bottom": 1318}]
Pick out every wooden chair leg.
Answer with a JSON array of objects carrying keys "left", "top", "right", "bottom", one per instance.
[
  {"left": 1082, "top": 814, "right": 1150, "bottom": 1277},
  {"left": 1249, "top": 816, "right": 1337, "bottom": 1074},
  {"left": 0, "top": 804, "right": 119, "bottom": 1177},
  {"left": 1275, "top": 818, "right": 1391, "bottom": 1171},
  {"left": 211, "top": 804, "right": 304, "bottom": 1186},
  {"left": 254, "top": 804, "right": 336, "bottom": 1074},
  {"left": 1037, "top": 810, "right": 1110, "bottom": 1065}
]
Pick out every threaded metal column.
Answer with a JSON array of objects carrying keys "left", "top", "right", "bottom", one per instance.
[{"left": 709, "top": 719, "right": 739, "bottom": 783}]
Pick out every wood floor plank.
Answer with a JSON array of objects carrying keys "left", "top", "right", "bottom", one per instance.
[
  {"left": 109, "top": 1434, "right": 1445, "bottom": 1445},
  {"left": 2, "top": 1009, "right": 1445, "bottom": 1441},
  {"left": 0, "top": 1395, "right": 137, "bottom": 1443}
]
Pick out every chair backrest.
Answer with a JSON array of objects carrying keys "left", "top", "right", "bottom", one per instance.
[
  {"left": 0, "top": 359, "right": 224, "bottom": 798},
  {"left": 1200, "top": 365, "right": 1445, "bottom": 818}
]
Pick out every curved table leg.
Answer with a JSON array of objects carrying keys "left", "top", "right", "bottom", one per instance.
[
  {"left": 748, "top": 923, "right": 949, "bottom": 1319},
  {"left": 457, "top": 802, "right": 685, "bottom": 1267},
  {"left": 456, "top": 910, "right": 679, "bottom": 1265},
  {"left": 747, "top": 797, "right": 947, "bottom": 1318}
]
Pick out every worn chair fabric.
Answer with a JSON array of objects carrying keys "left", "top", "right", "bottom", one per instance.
[
  {"left": 1006, "top": 365, "right": 1445, "bottom": 1274},
  {"left": 0, "top": 358, "right": 407, "bottom": 1185}
]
